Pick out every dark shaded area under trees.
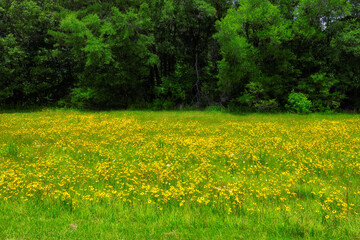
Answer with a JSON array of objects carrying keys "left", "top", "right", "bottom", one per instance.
[{"left": 0, "top": 0, "right": 359, "bottom": 112}]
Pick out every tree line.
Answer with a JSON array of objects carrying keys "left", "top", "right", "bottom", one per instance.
[{"left": 1, "top": 0, "right": 359, "bottom": 112}]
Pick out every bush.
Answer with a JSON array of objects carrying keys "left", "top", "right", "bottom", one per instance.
[
  {"left": 69, "top": 88, "right": 95, "bottom": 109},
  {"left": 298, "top": 73, "right": 343, "bottom": 112},
  {"left": 286, "top": 91, "right": 312, "bottom": 114},
  {"left": 237, "top": 82, "right": 279, "bottom": 112},
  {"left": 254, "top": 99, "right": 279, "bottom": 113}
]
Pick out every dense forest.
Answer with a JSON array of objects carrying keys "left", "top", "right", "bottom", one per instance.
[{"left": 0, "top": 0, "right": 359, "bottom": 112}]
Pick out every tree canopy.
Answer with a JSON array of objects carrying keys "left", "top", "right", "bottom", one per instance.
[{"left": 0, "top": 0, "right": 359, "bottom": 111}]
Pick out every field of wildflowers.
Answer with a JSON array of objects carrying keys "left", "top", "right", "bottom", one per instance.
[{"left": 0, "top": 110, "right": 359, "bottom": 239}]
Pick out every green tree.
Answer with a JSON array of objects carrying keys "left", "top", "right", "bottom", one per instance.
[
  {"left": 215, "top": 0, "right": 293, "bottom": 109},
  {"left": 0, "top": 0, "right": 69, "bottom": 106},
  {"left": 145, "top": 0, "right": 218, "bottom": 107},
  {"left": 51, "top": 3, "right": 156, "bottom": 108},
  {"left": 215, "top": 0, "right": 357, "bottom": 111}
]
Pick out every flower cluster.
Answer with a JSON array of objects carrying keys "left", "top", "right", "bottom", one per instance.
[{"left": 0, "top": 111, "right": 359, "bottom": 219}]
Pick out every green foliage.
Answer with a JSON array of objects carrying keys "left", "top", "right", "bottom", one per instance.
[
  {"left": 332, "top": 21, "right": 360, "bottom": 57},
  {"left": 153, "top": 63, "right": 194, "bottom": 109},
  {"left": 328, "top": 19, "right": 360, "bottom": 110},
  {"left": 0, "top": 0, "right": 70, "bottom": 106},
  {"left": 214, "top": 0, "right": 358, "bottom": 112},
  {"left": 0, "top": 0, "right": 359, "bottom": 111},
  {"left": 293, "top": 0, "right": 351, "bottom": 37},
  {"left": 51, "top": 3, "right": 156, "bottom": 108},
  {"left": 214, "top": 0, "right": 295, "bottom": 107},
  {"left": 254, "top": 99, "right": 279, "bottom": 113},
  {"left": 237, "top": 82, "right": 279, "bottom": 112},
  {"left": 152, "top": 99, "right": 176, "bottom": 111},
  {"left": 69, "top": 87, "right": 95, "bottom": 109},
  {"left": 145, "top": 0, "right": 218, "bottom": 106},
  {"left": 286, "top": 91, "right": 312, "bottom": 114},
  {"left": 298, "top": 72, "right": 343, "bottom": 111}
]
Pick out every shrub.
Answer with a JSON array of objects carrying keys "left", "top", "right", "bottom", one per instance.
[
  {"left": 298, "top": 73, "right": 343, "bottom": 111},
  {"left": 254, "top": 99, "right": 279, "bottom": 113},
  {"left": 70, "top": 87, "right": 95, "bottom": 109},
  {"left": 286, "top": 91, "right": 312, "bottom": 114},
  {"left": 237, "top": 82, "right": 279, "bottom": 112}
]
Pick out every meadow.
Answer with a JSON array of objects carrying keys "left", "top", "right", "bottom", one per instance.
[{"left": 0, "top": 110, "right": 359, "bottom": 239}]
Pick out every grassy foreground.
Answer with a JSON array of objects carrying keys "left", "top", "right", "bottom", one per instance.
[{"left": 0, "top": 110, "right": 359, "bottom": 239}]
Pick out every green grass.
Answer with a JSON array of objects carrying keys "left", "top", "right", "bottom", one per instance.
[
  {"left": 0, "top": 109, "right": 359, "bottom": 239},
  {"left": 3, "top": 201, "right": 358, "bottom": 240}
]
